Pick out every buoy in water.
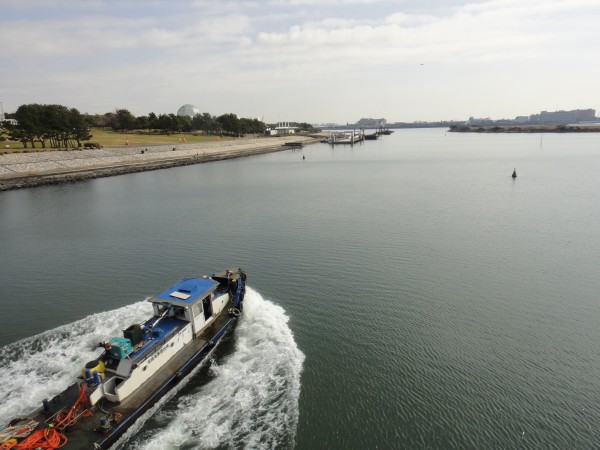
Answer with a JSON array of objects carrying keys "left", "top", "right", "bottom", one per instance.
[
  {"left": 302, "top": 155, "right": 305, "bottom": 160},
  {"left": 512, "top": 168, "right": 517, "bottom": 178}
]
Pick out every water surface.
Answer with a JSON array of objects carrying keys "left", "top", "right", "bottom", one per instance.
[{"left": 1, "top": 129, "right": 599, "bottom": 448}]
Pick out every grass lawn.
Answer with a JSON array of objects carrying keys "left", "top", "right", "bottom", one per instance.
[
  {"left": 0, "top": 129, "right": 240, "bottom": 153},
  {"left": 89, "top": 128, "right": 237, "bottom": 147}
]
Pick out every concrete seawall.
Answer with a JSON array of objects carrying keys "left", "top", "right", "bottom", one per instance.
[{"left": 0, "top": 135, "right": 323, "bottom": 191}]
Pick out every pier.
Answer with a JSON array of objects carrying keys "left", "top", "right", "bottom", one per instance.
[{"left": 328, "top": 129, "right": 365, "bottom": 145}]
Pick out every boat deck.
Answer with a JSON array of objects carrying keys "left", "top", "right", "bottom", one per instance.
[
  {"left": 130, "top": 318, "right": 184, "bottom": 362},
  {"left": 30, "top": 307, "right": 236, "bottom": 449}
]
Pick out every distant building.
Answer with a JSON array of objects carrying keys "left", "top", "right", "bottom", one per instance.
[
  {"left": 356, "top": 117, "right": 387, "bottom": 128},
  {"left": 0, "top": 103, "right": 17, "bottom": 125},
  {"left": 575, "top": 109, "right": 596, "bottom": 122},
  {"left": 177, "top": 104, "right": 200, "bottom": 118},
  {"left": 539, "top": 110, "right": 577, "bottom": 124},
  {"left": 313, "top": 123, "right": 338, "bottom": 128},
  {"left": 534, "top": 109, "right": 596, "bottom": 124},
  {"left": 468, "top": 116, "right": 495, "bottom": 125},
  {"left": 266, "top": 122, "right": 295, "bottom": 135}
]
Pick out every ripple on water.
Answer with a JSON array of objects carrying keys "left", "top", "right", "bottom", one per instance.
[{"left": 0, "top": 289, "right": 305, "bottom": 450}]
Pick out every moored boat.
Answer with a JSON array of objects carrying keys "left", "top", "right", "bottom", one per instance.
[{"left": 0, "top": 268, "right": 247, "bottom": 450}]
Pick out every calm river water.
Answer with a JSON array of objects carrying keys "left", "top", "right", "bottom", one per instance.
[{"left": 1, "top": 129, "right": 600, "bottom": 449}]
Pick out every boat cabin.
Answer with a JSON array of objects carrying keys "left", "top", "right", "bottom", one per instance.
[
  {"left": 89, "top": 276, "right": 233, "bottom": 405},
  {"left": 149, "top": 276, "right": 230, "bottom": 335}
]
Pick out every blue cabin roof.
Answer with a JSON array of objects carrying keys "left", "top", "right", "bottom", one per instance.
[{"left": 153, "top": 277, "right": 218, "bottom": 306}]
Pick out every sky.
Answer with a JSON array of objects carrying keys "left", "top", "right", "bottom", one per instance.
[{"left": 1, "top": 0, "right": 599, "bottom": 124}]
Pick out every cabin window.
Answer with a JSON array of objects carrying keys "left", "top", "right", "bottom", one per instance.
[
  {"left": 173, "top": 307, "right": 185, "bottom": 318},
  {"left": 192, "top": 303, "right": 202, "bottom": 318}
]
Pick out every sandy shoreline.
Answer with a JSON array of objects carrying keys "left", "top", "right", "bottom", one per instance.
[{"left": 0, "top": 134, "right": 324, "bottom": 191}]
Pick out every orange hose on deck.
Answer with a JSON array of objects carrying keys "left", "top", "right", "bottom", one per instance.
[
  {"left": 11, "top": 428, "right": 67, "bottom": 449},
  {"left": 0, "top": 439, "right": 17, "bottom": 449},
  {"left": 53, "top": 385, "right": 92, "bottom": 430},
  {"left": 2, "top": 385, "right": 90, "bottom": 449}
]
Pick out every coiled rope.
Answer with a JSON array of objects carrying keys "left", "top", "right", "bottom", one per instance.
[{"left": 1, "top": 427, "right": 67, "bottom": 449}]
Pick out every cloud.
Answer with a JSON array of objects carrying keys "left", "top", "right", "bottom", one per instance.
[
  {"left": 269, "top": 0, "right": 385, "bottom": 5},
  {"left": 247, "top": 0, "right": 599, "bottom": 67},
  {"left": 1, "top": 0, "right": 599, "bottom": 121}
]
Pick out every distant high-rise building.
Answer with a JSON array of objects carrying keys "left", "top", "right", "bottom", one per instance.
[
  {"left": 539, "top": 110, "right": 577, "bottom": 124},
  {"left": 537, "top": 108, "right": 596, "bottom": 124},
  {"left": 575, "top": 109, "right": 596, "bottom": 122}
]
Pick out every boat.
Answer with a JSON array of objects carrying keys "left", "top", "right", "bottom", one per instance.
[
  {"left": 364, "top": 132, "right": 379, "bottom": 140},
  {"left": 0, "top": 268, "right": 247, "bottom": 450}
]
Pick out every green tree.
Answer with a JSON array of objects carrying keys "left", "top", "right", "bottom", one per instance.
[
  {"left": 156, "top": 114, "right": 173, "bottom": 134},
  {"left": 6, "top": 104, "right": 91, "bottom": 148},
  {"left": 192, "top": 112, "right": 219, "bottom": 134},
  {"left": 136, "top": 115, "right": 149, "bottom": 132},
  {"left": 69, "top": 108, "right": 92, "bottom": 146},
  {"left": 41, "top": 104, "right": 69, "bottom": 148},
  {"left": 216, "top": 113, "right": 240, "bottom": 135},
  {"left": 148, "top": 112, "right": 158, "bottom": 132},
  {"left": 101, "top": 112, "right": 115, "bottom": 128},
  {"left": 239, "top": 118, "right": 267, "bottom": 134},
  {"left": 176, "top": 115, "right": 192, "bottom": 133},
  {"left": 83, "top": 113, "right": 110, "bottom": 128},
  {"left": 113, "top": 109, "right": 136, "bottom": 132},
  {"left": 168, "top": 114, "right": 180, "bottom": 133},
  {"left": 11, "top": 104, "right": 44, "bottom": 147}
]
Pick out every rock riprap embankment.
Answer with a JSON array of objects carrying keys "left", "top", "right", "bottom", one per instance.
[{"left": 0, "top": 135, "right": 320, "bottom": 191}]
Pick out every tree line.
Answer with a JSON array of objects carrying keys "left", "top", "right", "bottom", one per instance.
[
  {"left": 2, "top": 104, "right": 92, "bottom": 148},
  {"left": 87, "top": 109, "right": 267, "bottom": 136},
  {"left": 1, "top": 104, "right": 269, "bottom": 148}
]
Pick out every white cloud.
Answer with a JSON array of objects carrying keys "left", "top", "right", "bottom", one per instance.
[
  {"left": 1, "top": 0, "right": 599, "bottom": 122},
  {"left": 269, "top": 0, "right": 385, "bottom": 5},
  {"left": 247, "top": 0, "right": 599, "bottom": 68}
]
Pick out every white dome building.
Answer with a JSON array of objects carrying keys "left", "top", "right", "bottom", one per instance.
[{"left": 177, "top": 104, "right": 200, "bottom": 117}]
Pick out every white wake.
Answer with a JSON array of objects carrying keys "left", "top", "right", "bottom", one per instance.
[
  {"left": 0, "top": 301, "right": 152, "bottom": 425},
  {"left": 129, "top": 287, "right": 305, "bottom": 449},
  {"left": 0, "top": 287, "right": 305, "bottom": 450}
]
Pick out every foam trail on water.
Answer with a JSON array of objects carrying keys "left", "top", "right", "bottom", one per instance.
[
  {"left": 0, "top": 301, "right": 152, "bottom": 425},
  {"left": 130, "top": 287, "right": 305, "bottom": 450}
]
